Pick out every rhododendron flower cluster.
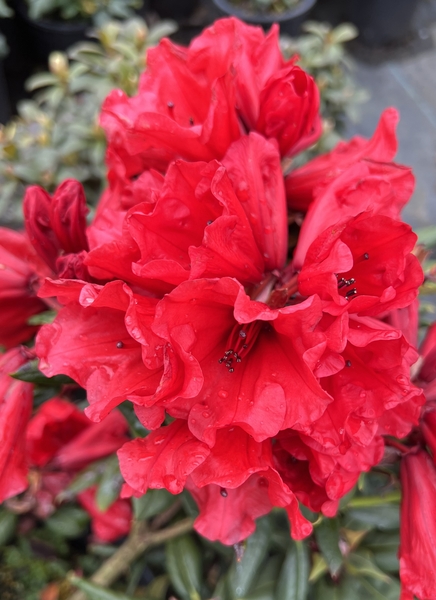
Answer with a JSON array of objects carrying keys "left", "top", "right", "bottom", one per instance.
[{"left": 0, "top": 16, "right": 430, "bottom": 598}]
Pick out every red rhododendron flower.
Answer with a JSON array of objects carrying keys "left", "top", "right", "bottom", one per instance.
[
  {"left": 285, "top": 107, "right": 399, "bottom": 211},
  {"left": 0, "top": 228, "right": 48, "bottom": 348},
  {"left": 274, "top": 429, "right": 384, "bottom": 515},
  {"left": 0, "top": 347, "right": 34, "bottom": 502},
  {"left": 119, "top": 420, "right": 312, "bottom": 544},
  {"left": 26, "top": 396, "right": 130, "bottom": 471},
  {"left": 399, "top": 450, "right": 436, "bottom": 600},
  {"left": 298, "top": 212, "right": 423, "bottom": 317},
  {"left": 23, "top": 15, "right": 426, "bottom": 551},
  {"left": 86, "top": 133, "right": 287, "bottom": 291},
  {"left": 24, "top": 179, "right": 89, "bottom": 273},
  {"left": 36, "top": 278, "right": 202, "bottom": 425},
  {"left": 383, "top": 298, "right": 419, "bottom": 348},
  {"left": 77, "top": 487, "right": 132, "bottom": 543},
  {"left": 25, "top": 396, "right": 130, "bottom": 528},
  {"left": 86, "top": 156, "right": 164, "bottom": 252},
  {"left": 293, "top": 159, "right": 415, "bottom": 269},
  {"left": 100, "top": 17, "right": 320, "bottom": 173},
  {"left": 26, "top": 396, "right": 90, "bottom": 467},
  {"left": 151, "top": 277, "right": 331, "bottom": 445}
]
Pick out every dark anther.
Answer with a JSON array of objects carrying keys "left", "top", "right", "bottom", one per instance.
[
  {"left": 189, "top": 117, "right": 194, "bottom": 125},
  {"left": 239, "top": 330, "right": 247, "bottom": 339},
  {"left": 220, "top": 488, "right": 228, "bottom": 497},
  {"left": 228, "top": 368, "right": 234, "bottom": 373},
  {"left": 242, "top": 344, "right": 248, "bottom": 349},
  {"left": 345, "top": 360, "right": 352, "bottom": 367},
  {"left": 363, "top": 253, "right": 369, "bottom": 260},
  {"left": 345, "top": 289, "right": 357, "bottom": 299},
  {"left": 116, "top": 341, "right": 124, "bottom": 349},
  {"left": 207, "top": 220, "right": 213, "bottom": 225},
  {"left": 338, "top": 277, "right": 355, "bottom": 289},
  {"left": 167, "top": 101, "right": 174, "bottom": 108},
  {"left": 218, "top": 358, "right": 224, "bottom": 363}
]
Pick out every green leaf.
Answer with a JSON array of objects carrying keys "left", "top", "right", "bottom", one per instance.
[
  {"left": 133, "top": 488, "right": 177, "bottom": 521},
  {"left": 95, "top": 455, "right": 123, "bottom": 512},
  {"left": 355, "top": 573, "right": 401, "bottom": 600},
  {"left": 166, "top": 534, "right": 202, "bottom": 600},
  {"left": 146, "top": 20, "right": 178, "bottom": 45},
  {"left": 46, "top": 506, "right": 89, "bottom": 539},
  {"left": 330, "top": 23, "right": 358, "bottom": 44},
  {"left": 315, "top": 517, "right": 343, "bottom": 577},
  {"left": 231, "top": 516, "right": 271, "bottom": 598},
  {"left": 68, "top": 574, "right": 136, "bottom": 599},
  {"left": 346, "top": 492, "right": 400, "bottom": 508},
  {"left": 249, "top": 554, "right": 282, "bottom": 594},
  {"left": 308, "top": 552, "right": 328, "bottom": 583},
  {"left": 10, "top": 359, "right": 74, "bottom": 386},
  {"left": 58, "top": 464, "right": 101, "bottom": 500},
  {"left": 180, "top": 490, "right": 200, "bottom": 517},
  {"left": 243, "top": 581, "right": 275, "bottom": 600},
  {"left": 25, "top": 73, "right": 59, "bottom": 92},
  {"left": 27, "top": 310, "right": 56, "bottom": 325},
  {"left": 0, "top": 509, "right": 17, "bottom": 546},
  {"left": 364, "top": 531, "right": 400, "bottom": 573},
  {"left": 274, "top": 539, "right": 309, "bottom": 600},
  {"left": 344, "top": 505, "right": 400, "bottom": 531},
  {"left": 346, "top": 551, "right": 391, "bottom": 584}
]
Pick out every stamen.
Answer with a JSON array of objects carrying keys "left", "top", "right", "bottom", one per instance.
[
  {"left": 220, "top": 488, "right": 228, "bottom": 497},
  {"left": 167, "top": 101, "right": 174, "bottom": 108},
  {"left": 336, "top": 274, "right": 358, "bottom": 300},
  {"left": 218, "top": 322, "right": 264, "bottom": 372},
  {"left": 189, "top": 117, "right": 194, "bottom": 125},
  {"left": 363, "top": 253, "right": 369, "bottom": 260},
  {"left": 116, "top": 341, "right": 124, "bottom": 349},
  {"left": 337, "top": 277, "right": 355, "bottom": 289},
  {"left": 345, "top": 360, "right": 352, "bottom": 367}
]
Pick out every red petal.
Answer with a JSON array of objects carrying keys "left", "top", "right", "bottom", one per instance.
[{"left": 118, "top": 420, "right": 210, "bottom": 495}]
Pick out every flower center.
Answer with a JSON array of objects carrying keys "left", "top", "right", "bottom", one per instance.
[
  {"left": 336, "top": 252, "right": 370, "bottom": 300},
  {"left": 336, "top": 275, "right": 357, "bottom": 299},
  {"left": 218, "top": 321, "right": 265, "bottom": 373}
]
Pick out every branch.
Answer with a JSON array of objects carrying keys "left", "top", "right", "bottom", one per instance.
[{"left": 68, "top": 516, "right": 194, "bottom": 600}]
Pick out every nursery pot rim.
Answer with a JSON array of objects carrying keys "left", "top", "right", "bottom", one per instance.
[{"left": 212, "top": 0, "right": 317, "bottom": 24}]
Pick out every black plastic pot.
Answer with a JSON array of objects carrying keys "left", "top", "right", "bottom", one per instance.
[
  {"left": 212, "top": 0, "right": 317, "bottom": 35},
  {"left": 149, "top": 0, "right": 199, "bottom": 19},
  {"left": 347, "top": 0, "right": 419, "bottom": 46},
  {"left": 0, "top": 58, "right": 11, "bottom": 123},
  {"left": 13, "top": 0, "right": 90, "bottom": 61}
]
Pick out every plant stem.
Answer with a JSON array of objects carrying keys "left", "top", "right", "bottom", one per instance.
[{"left": 68, "top": 516, "right": 194, "bottom": 600}]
